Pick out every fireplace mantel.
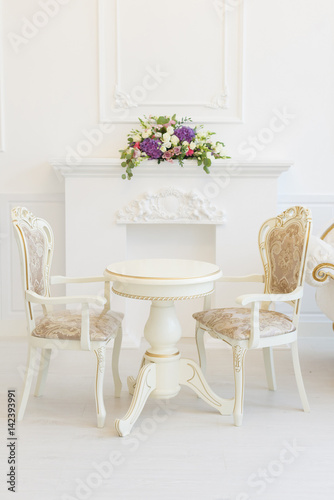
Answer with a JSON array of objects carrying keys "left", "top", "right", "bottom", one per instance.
[
  {"left": 51, "top": 157, "right": 292, "bottom": 346},
  {"left": 51, "top": 157, "right": 292, "bottom": 180}
]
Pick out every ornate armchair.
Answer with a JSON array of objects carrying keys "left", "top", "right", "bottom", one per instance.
[
  {"left": 306, "top": 223, "right": 334, "bottom": 324},
  {"left": 193, "top": 206, "right": 312, "bottom": 426},
  {"left": 11, "top": 207, "right": 123, "bottom": 428}
]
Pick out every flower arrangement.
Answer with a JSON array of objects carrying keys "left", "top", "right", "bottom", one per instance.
[{"left": 120, "top": 115, "right": 230, "bottom": 180}]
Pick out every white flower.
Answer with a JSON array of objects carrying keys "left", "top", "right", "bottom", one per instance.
[
  {"left": 167, "top": 126, "right": 174, "bottom": 135},
  {"left": 163, "top": 141, "right": 172, "bottom": 149},
  {"left": 171, "top": 135, "right": 179, "bottom": 145},
  {"left": 155, "top": 132, "right": 162, "bottom": 138},
  {"left": 189, "top": 141, "right": 196, "bottom": 150},
  {"left": 183, "top": 141, "right": 189, "bottom": 146},
  {"left": 215, "top": 143, "right": 224, "bottom": 154},
  {"left": 133, "top": 134, "right": 141, "bottom": 142},
  {"left": 163, "top": 133, "right": 171, "bottom": 143},
  {"left": 142, "top": 129, "right": 152, "bottom": 139},
  {"left": 207, "top": 151, "right": 212, "bottom": 158},
  {"left": 161, "top": 146, "right": 167, "bottom": 152}
]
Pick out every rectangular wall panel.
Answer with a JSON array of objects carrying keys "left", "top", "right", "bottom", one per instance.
[{"left": 98, "top": 0, "right": 243, "bottom": 123}]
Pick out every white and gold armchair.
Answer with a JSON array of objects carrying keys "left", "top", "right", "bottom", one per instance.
[
  {"left": 306, "top": 222, "right": 334, "bottom": 324},
  {"left": 193, "top": 206, "right": 312, "bottom": 426},
  {"left": 11, "top": 207, "right": 123, "bottom": 428}
]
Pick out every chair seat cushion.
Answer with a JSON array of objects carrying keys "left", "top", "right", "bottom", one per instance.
[
  {"left": 193, "top": 308, "right": 296, "bottom": 341},
  {"left": 32, "top": 309, "right": 123, "bottom": 341}
]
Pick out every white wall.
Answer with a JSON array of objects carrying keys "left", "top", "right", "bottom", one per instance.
[{"left": 1, "top": 0, "right": 334, "bottom": 334}]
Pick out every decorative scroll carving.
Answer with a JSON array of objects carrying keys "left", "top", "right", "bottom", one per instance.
[
  {"left": 11, "top": 206, "right": 36, "bottom": 226},
  {"left": 233, "top": 345, "right": 246, "bottom": 373},
  {"left": 207, "top": 89, "right": 228, "bottom": 109},
  {"left": 95, "top": 346, "right": 106, "bottom": 374},
  {"left": 114, "top": 86, "right": 138, "bottom": 109},
  {"left": 312, "top": 263, "right": 334, "bottom": 283},
  {"left": 116, "top": 187, "right": 225, "bottom": 224}
]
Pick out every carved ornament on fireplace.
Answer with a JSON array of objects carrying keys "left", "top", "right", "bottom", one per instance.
[{"left": 116, "top": 187, "right": 225, "bottom": 224}]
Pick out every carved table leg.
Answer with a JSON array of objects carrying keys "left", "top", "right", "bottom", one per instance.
[
  {"left": 115, "top": 362, "right": 156, "bottom": 437},
  {"left": 179, "top": 358, "right": 234, "bottom": 415},
  {"left": 127, "top": 356, "right": 146, "bottom": 396}
]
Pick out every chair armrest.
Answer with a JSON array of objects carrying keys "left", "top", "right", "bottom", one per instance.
[
  {"left": 235, "top": 286, "right": 303, "bottom": 306},
  {"left": 312, "top": 263, "right": 334, "bottom": 283},
  {"left": 217, "top": 274, "right": 265, "bottom": 283},
  {"left": 26, "top": 290, "right": 106, "bottom": 307},
  {"left": 50, "top": 275, "right": 108, "bottom": 284}
]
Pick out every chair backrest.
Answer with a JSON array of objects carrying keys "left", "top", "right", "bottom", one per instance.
[
  {"left": 11, "top": 207, "right": 54, "bottom": 324},
  {"left": 258, "top": 206, "right": 312, "bottom": 304}
]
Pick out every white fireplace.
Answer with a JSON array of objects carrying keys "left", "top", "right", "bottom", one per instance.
[{"left": 52, "top": 158, "right": 291, "bottom": 346}]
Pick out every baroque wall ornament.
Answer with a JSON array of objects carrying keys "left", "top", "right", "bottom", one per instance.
[{"left": 116, "top": 187, "right": 225, "bottom": 224}]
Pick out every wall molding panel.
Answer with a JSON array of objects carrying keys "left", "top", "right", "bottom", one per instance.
[{"left": 98, "top": 0, "right": 244, "bottom": 123}]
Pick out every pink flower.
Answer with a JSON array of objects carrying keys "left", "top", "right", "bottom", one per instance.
[
  {"left": 186, "top": 149, "right": 194, "bottom": 156},
  {"left": 173, "top": 146, "right": 181, "bottom": 155},
  {"left": 134, "top": 142, "right": 140, "bottom": 149},
  {"left": 162, "top": 150, "right": 174, "bottom": 162}
]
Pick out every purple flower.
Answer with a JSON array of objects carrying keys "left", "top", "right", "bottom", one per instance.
[
  {"left": 140, "top": 138, "right": 163, "bottom": 159},
  {"left": 174, "top": 126, "right": 196, "bottom": 143}
]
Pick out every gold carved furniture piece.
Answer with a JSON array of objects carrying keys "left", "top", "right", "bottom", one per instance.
[
  {"left": 193, "top": 206, "right": 312, "bottom": 426},
  {"left": 309, "top": 223, "right": 334, "bottom": 325},
  {"left": 11, "top": 207, "right": 123, "bottom": 428}
]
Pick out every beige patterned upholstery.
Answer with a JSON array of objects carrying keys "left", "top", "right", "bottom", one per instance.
[
  {"left": 193, "top": 308, "right": 295, "bottom": 341},
  {"left": 32, "top": 309, "right": 124, "bottom": 341},
  {"left": 20, "top": 224, "right": 48, "bottom": 295},
  {"left": 266, "top": 221, "right": 305, "bottom": 294}
]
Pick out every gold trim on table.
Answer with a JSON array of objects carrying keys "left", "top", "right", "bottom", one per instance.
[{"left": 112, "top": 287, "right": 214, "bottom": 301}]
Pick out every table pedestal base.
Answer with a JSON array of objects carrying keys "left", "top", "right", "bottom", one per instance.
[
  {"left": 115, "top": 356, "right": 234, "bottom": 437},
  {"left": 115, "top": 299, "right": 234, "bottom": 437}
]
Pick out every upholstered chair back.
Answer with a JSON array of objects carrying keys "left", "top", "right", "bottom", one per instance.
[
  {"left": 259, "top": 207, "right": 312, "bottom": 296},
  {"left": 11, "top": 207, "right": 54, "bottom": 322}
]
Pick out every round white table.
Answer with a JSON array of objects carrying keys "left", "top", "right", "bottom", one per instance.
[{"left": 104, "top": 258, "right": 234, "bottom": 436}]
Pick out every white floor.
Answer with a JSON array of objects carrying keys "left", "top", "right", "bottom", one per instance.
[{"left": 0, "top": 337, "right": 334, "bottom": 500}]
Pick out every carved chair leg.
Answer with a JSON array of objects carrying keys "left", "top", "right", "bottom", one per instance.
[
  {"left": 112, "top": 327, "right": 122, "bottom": 397},
  {"left": 18, "top": 346, "right": 39, "bottom": 421},
  {"left": 94, "top": 346, "right": 107, "bottom": 428},
  {"left": 34, "top": 348, "right": 52, "bottom": 397},
  {"left": 291, "top": 341, "right": 310, "bottom": 412},
  {"left": 195, "top": 324, "right": 207, "bottom": 374},
  {"left": 263, "top": 346, "right": 277, "bottom": 391},
  {"left": 232, "top": 344, "right": 247, "bottom": 426}
]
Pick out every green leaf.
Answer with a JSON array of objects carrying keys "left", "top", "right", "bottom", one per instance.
[
  {"left": 157, "top": 116, "right": 169, "bottom": 125},
  {"left": 203, "top": 166, "right": 210, "bottom": 174},
  {"left": 121, "top": 174, "right": 126, "bottom": 179},
  {"left": 121, "top": 162, "right": 127, "bottom": 168}
]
